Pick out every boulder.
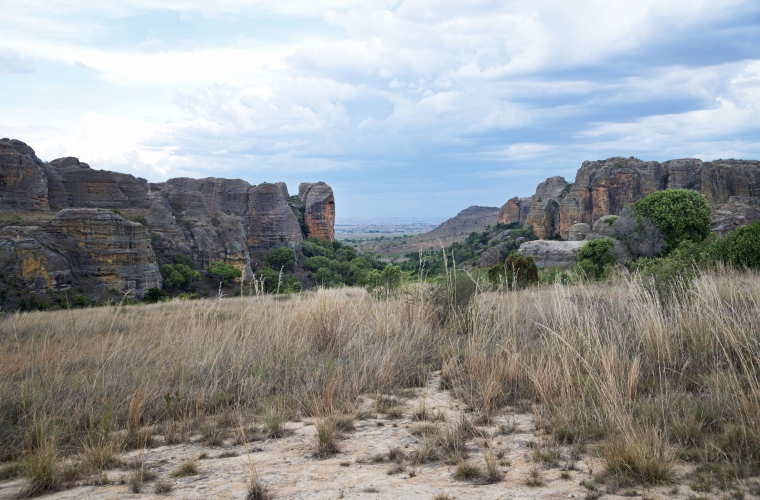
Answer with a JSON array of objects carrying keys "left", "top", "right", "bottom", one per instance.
[
  {"left": 476, "top": 244, "right": 507, "bottom": 268},
  {"left": 298, "top": 182, "right": 335, "bottom": 241},
  {"left": 592, "top": 216, "right": 618, "bottom": 237},
  {"left": 518, "top": 240, "right": 586, "bottom": 269},
  {"left": 567, "top": 223, "right": 591, "bottom": 241}
]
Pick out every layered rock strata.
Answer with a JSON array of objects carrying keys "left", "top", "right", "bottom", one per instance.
[
  {"left": 0, "top": 209, "right": 162, "bottom": 296},
  {"left": 0, "top": 139, "right": 336, "bottom": 294},
  {"left": 509, "top": 157, "right": 760, "bottom": 240},
  {"left": 518, "top": 240, "right": 586, "bottom": 269},
  {"left": 299, "top": 182, "right": 336, "bottom": 241}
]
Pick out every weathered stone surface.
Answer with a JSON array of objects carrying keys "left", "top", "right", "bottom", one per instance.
[
  {"left": 476, "top": 244, "right": 507, "bottom": 268},
  {"left": 147, "top": 189, "right": 252, "bottom": 277},
  {"left": 163, "top": 177, "right": 253, "bottom": 216},
  {"left": 592, "top": 216, "right": 618, "bottom": 237},
  {"left": 568, "top": 223, "right": 591, "bottom": 241},
  {"left": 0, "top": 138, "right": 50, "bottom": 211},
  {"left": 498, "top": 197, "right": 532, "bottom": 226},
  {"left": 518, "top": 240, "right": 586, "bottom": 269},
  {"left": 700, "top": 160, "right": 760, "bottom": 203},
  {"left": 662, "top": 159, "right": 703, "bottom": 190},
  {"left": 50, "top": 209, "right": 162, "bottom": 296},
  {"left": 298, "top": 182, "right": 335, "bottom": 241},
  {"left": 246, "top": 183, "right": 304, "bottom": 265},
  {"left": 526, "top": 177, "right": 570, "bottom": 239},
  {"left": 711, "top": 196, "right": 760, "bottom": 237},
  {"left": 46, "top": 157, "right": 151, "bottom": 209},
  {"left": 558, "top": 158, "right": 666, "bottom": 239},
  {"left": 0, "top": 226, "right": 73, "bottom": 290}
]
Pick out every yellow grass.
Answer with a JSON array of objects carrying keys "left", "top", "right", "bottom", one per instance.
[{"left": 2, "top": 269, "right": 760, "bottom": 489}]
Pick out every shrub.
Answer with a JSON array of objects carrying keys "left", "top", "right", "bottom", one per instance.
[
  {"left": 131, "top": 215, "right": 148, "bottom": 226},
  {"left": 366, "top": 264, "right": 403, "bottom": 297},
  {"left": 633, "top": 189, "right": 712, "bottom": 250},
  {"left": 207, "top": 261, "right": 241, "bottom": 283},
  {"left": 254, "top": 267, "right": 280, "bottom": 293},
  {"left": 705, "top": 221, "right": 760, "bottom": 269},
  {"left": 265, "top": 247, "right": 296, "bottom": 272},
  {"left": 576, "top": 238, "right": 617, "bottom": 279},
  {"left": 72, "top": 294, "right": 88, "bottom": 308},
  {"left": 160, "top": 263, "right": 200, "bottom": 289},
  {"left": 487, "top": 252, "right": 538, "bottom": 289}
]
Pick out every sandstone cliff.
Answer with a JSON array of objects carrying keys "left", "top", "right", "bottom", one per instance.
[
  {"left": 0, "top": 209, "right": 161, "bottom": 296},
  {"left": 498, "top": 197, "right": 531, "bottom": 226},
  {"left": 510, "top": 157, "right": 760, "bottom": 240},
  {"left": 299, "top": 182, "right": 336, "bottom": 241},
  {"left": 0, "top": 139, "right": 336, "bottom": 299}
]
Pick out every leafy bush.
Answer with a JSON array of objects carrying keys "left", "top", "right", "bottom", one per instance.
[
  {"left": 487, "top": 252, "right": 538, "bottom": 289},
  {"left": 367, "top": 264, "right": 402, "bottom": 297},
  {"left": 265, "top": 247, "right": 296, "bottom": 272},
  {"left": 254, "top": 267, "right": 279, "bottom": 293},
  {"left": 160, "top": 263, "right": 201, "bottom": 288},
  {"left": 131, "top": 215, "right": 148, "bottom": 226},
  {"left": 144, "top": 288, "right": 169, "bottom": 303},
  {"left": 705, "top": 221, "right": 760, "bottom": 269},
  {"left": 172, "top": 254, "right": 195, "bottom": 267},
  {"left": 207, "top": 261, "right": 242, "bottom": 284},
  {"left": 73, "top": 294, "right": 88, "bottom": 308},
  {"left": 633, "top": 189, "right": 711, "bottom": 250},
  {"left": 630, "top": 239, "right": 707, "bottom": 303},
  {"left": 576, "top": 238, "right": 617, "bottom": 279}
]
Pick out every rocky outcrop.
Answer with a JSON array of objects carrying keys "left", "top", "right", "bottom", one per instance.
[
  {"left": 0, "top": 226, "right": 72, "bottom": 290},
  {"left": 50, "top": 209, "right": 162, "bottom": 296},
  {"left": 0, "top": 210, "right": 162, "bottom": 296},
  {"left": 711, "top": 196, "right": 760, "bottom": 237},
  {"left": 568, "top": 223, "right": 591, "bottom": 241},
  {"left": 298, "top": 182, "right": 335, "bottom": 241},
  {"left": 700, "top": 160, "right": 760, "bottom": 203},
  {"left": 0, "top": 138, "right": 50, "bottom": 211},
  {"left": 498, "top": 197, "right": 531, "bottom": 226},
  {"left": 0, "top": 139, "right": 337, "bottom": 298},
  {"left": 518, "top": 240, "right": 586, "bottom": 269},
  {"left": 147, "top": 189, "right": 252, "bottom": 276},
  {"left": 46, "top": 157, "right": 151, "bottom": 209},
  {"left": 247, "top": 183, "right": 304, "bottom": 264},
  {"left": 510, "top": 157, "right": 760, "bottom": 240},
  {"left": 526, "top": 177, "right": 570, "bottom": 239}
]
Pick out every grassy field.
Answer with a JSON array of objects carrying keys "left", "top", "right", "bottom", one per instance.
[{"left": 2, "top": 269, "right": 760, "bottom": 495}]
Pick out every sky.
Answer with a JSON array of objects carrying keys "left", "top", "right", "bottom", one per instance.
[{"left": 1, "top": 1, "right": 760, "bottom": 218}]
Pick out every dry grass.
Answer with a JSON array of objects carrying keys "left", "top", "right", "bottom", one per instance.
[{"left": 2, "top": 269, "right": 760, "bottom": 493}]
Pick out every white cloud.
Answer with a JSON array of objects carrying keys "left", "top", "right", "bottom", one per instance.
[{"left": 0, "top": 47, "right": 35, "bottom": 74}]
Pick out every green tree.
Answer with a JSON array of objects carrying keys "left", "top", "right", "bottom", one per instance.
[
  {"left": 254, "top": 266, "right": 279, "bottom": 292},
  {"left": 265, "top": 247, "right": 296, "bottom": 272},
  {"left": 144, "top": 288, "right": 169, "bottom": 303},
  {"left": 207, "top": 261, "right": 242, "bottom": 283},
  {"left": 160, "top": 263, "right": 200, "bottom": 288},
  {"left": 705, "top": 221, "right": 760, "bottom": 269},
  {"left": 633, "top": 189, "right": 712, "bottom": 250},
  {"left": 487, "top": 253, "right": 538, "bottom": 289},
  {"left": 576, "top": 238, "right": 617, "bottom": 279}
]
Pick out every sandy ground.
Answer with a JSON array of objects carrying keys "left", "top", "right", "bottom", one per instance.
[{"left": 1, "top": 373, "right": 755, "bottom": 500}]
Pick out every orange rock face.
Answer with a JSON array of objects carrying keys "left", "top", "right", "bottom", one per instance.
[
  {"left": 526, "top": 176, "right": 570, "bottom": 239},
  {"left": 498, "top": 197, "right": 531, "bottom": 226},
  {"left": 298, "top": 182, "right": 335, "bottom": 241}
]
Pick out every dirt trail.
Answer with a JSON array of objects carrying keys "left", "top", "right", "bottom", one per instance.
[{"left": 0, "top": 374, "right": 703, "bottom": 499}]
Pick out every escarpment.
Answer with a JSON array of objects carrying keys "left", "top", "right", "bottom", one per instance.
[
  {"left": 505, "top": 156, "right": 760, "bottom": 241},
  {"left": 0, "top": 138, "right": 336, "bottom": 296}
]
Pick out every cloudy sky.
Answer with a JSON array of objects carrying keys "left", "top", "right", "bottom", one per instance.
[{"left": 2, "top": 1, "right": 759, "bottom": 217}]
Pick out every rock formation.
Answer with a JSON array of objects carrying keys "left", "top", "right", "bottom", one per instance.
[
  {"left": 0, "top": 138, "right": 50, "bottom": 211},
  {"left": 0, "top": 139, "right": 336, "bottom": 297},
  {"left": 509, "top": 157, "right": 760, "bottom": 240},
  {"left": 299, "top": 182, "right": 336, "bottom": 241},
  {"left": 711, "top": 196, "right": 760, "bottom": 237},
  {"left": 0, "top": 209, "right": 161, "bottom": 296},
  {"left": 526, "top": 176, "right": 571, "bottom": 239},
  {"left": 518, "top": 240, "right": 586, "bottom": 269},
  {"left": 498, "top": 197, "right": 531, "bottom": 226}
]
